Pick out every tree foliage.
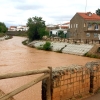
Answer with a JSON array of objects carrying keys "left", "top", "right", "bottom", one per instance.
[
  {"left": 58, "top": 30, "right": 65, "bottom": 38},
  {"left": 96, "top": 8, "right": 100, "bottom": 16},
  {"left": 0, "top": 22, "right": 8, "bottom": 33},
  {"left": 27, "top": 16, "right": 48, "bottom": 41}
]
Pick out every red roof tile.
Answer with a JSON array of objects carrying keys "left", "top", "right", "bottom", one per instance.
[
  {"left": 10, "top": 26, "right": 17, "bottom": 28},
  {"left": 61, "top": 26, "right": 69, "bottom": 28},
  {"left": 77, "top": 12, "right": 100, "bottom": 20},
  {"left": 62, "top": 22, "right": 70, "bottom": 25}
]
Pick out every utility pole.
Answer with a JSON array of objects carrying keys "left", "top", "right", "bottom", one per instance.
[{"left": 85, "top": 0, "right": 87, "bottom": 12}]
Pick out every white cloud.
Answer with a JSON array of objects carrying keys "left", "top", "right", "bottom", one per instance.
[{"left": 0, "top": 0, "right": 100, "bottom": 27}]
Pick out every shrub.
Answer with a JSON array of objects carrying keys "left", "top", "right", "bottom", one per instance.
[
  {"left": 37, "top": 46, "right": 43, "bottom": 50},
  {"left": 56, "top": 50, "right": 62, "bottom": 53},
  {"left": 84, "top": 52, "right": 99, "bottom": 58},
  {"left": 0, "top": 33, "right": 5, "bottom": 37},
  {"left": 43, "top": 41, "right": 51, "bottom": 51},
  {"left": 22, "top": 40, "right": 28, "bottom": 45}
]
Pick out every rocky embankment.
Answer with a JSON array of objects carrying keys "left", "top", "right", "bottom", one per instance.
[{"left": 0, "top": 35, "right": 10, "bottom": 41}]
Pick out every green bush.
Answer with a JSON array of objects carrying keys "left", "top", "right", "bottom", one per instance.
[
  {"left": 84, "top": 52, "right": 100, "bottom": 58},
  {"left": 0, "top": 33, "right": 5, "bottom": 37},
  {"left": 22, "top": 40, "right": 28, "bottom": 45},
  {"left": 37, "top": 46, "right": 43, "bottom": 50},
  {"left": 43, "top": 41, "right": 51, "bottom": 51}
]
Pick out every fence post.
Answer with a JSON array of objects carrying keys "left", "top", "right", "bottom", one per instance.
[
  {"left": 99, "top": 40, "right": 100, "bottom": 44},
  {"left": 46, "top": 67, "right": 52, "bottom": 100},
  {"left": 86, "top": 39, "right": 87, "bottom": 44},
  {"left": 92, "top": 40, "right": 93, "bottom": 44},
  {"left": 68, "top": 39, "right": 69, "bottom": 43},
  {"left": 80, "top": 39, "right": 81, "bottom": 43}
]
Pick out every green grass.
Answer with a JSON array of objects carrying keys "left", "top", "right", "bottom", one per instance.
[{"left": 84, "top": 52, "right": 100, "bottom": 59}]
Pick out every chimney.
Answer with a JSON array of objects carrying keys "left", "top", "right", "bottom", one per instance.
[{"left": 86, "top": 12, "right": 92, "bottom": 16}]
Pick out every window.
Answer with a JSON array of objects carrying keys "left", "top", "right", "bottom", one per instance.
[
  {"left": 94, "top": 33, "right": 98, "bottom": 38},
  {"left": 84, "top": 23, "right": 86, "bottom": 27},
  {"left": 86, "top": 33, "right": 90, "bottom": 37},
  {"left": 76, "top": 24, "right": 78, "bottom": 28},
  {"left": 70, "top": 24, "right": 72, "bottom": 28},
  {"left": 94, "top": 24, "right": 98, "bottom": 30},
  {"left": 88, "top": 23, "right": 92, "bottom": 28}
]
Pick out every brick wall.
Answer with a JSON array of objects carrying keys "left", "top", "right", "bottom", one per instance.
[
  {"left": 85, "top": 61, "right": 100, "bottom": 93},
  {"left": 42, "top": 61, "right": 100, "bottom": 100},
  {"left": 51, "top": 65, "right": 90, "bottom": 100}
]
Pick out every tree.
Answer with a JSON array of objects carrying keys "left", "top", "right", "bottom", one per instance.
[
  {"left": 96, "top": 8, "right": 100, "bottom": 16},
  {"left": 27, "top": 16, "right": 48, "bottom": 41},
  {"left": 58, "top": 30, "right": 65, "bottom": 38},
  {"left": 0, "top": 22, "right": 8, "bottom": 33}
]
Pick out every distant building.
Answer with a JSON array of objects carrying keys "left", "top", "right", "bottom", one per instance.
[
  {"left": 70, "top": 12, "right": 100, "bottom": 40},
  {"left": 8, "top": 26, "right": 17, "bottom": 31},
  {"left": 46, "top": 24, "right": 59, "bottom": 31},
  {"left": 16, "top": 25, "right": 29, "bottom": 31},
  {"left": 8, "top": 25, "right": 29, "bottom": 31},
  {"left": 49, "top": 22, "right": 70, "bottom": 38},
  {"left": 58, "top": 22, "right": 70, "bottom": 29},
  {"left": 49, "top": 29, "right": 67, "bottom": 37}
]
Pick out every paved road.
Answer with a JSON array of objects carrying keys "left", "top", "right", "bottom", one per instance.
[{"left": 0, "top": 36, "right": 99, "bottom": 100}]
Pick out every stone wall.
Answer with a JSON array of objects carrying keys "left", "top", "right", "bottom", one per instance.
[
  {"left": 28, "top": 41, "right": 93, "bottom": 56},
  {"left": 85, "top": 61, "right": 100, "bottom": 93},
  {"left": 6, "top": 31, "right": 26, "bottom": 36},
  {"left": 42, "top": 61, "right": 100, "bottom": 100}
]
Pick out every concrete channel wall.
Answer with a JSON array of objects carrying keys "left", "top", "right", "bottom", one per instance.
[
  {"left": 42, "top": 61, "right": 100, "bottom": 100},
  {"left": 28, "top": 41, "right": 93, "bottom": 56}
]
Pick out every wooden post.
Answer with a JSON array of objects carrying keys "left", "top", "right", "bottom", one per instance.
[
  {"left": 86, "top": 39, "right": 87, "bottom": 44},
  {"left": 80, "top": 39, "right": 81, "bottom": 43},
  {"left": 99, "top": 40, "right": 100, "bottom": 44},
  {"left": 46, "top": 67, "right": 52, "bottom": 100},
  {"left": 68, "top": 39, "right": 69, "bottom": 43},
  {"left": 92, "top": 40, "right": 93, "bottom": 44}
]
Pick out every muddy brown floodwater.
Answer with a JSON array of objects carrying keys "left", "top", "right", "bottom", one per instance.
[{"left": 0, "top": 36, "right": 99, "bottom": 100}]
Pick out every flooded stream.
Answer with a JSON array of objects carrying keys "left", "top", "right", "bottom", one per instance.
[{"left": 0, "top": 36, "right": 99, "bottom": 100}]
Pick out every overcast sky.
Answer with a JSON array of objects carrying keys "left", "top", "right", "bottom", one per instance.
[{"left": 0, "top": 0, "right": 100, "bottom": 27}]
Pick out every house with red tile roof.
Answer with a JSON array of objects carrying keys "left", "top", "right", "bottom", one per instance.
[
  {"left": 58, "top": 22, "right": 70, "bottom": 29},
  {"left": 8, "top": 25, "right": 29, "bottom": 31},
  {"left": 70, "top": 12, "right": 100, "bottom": 40},
  {"left": 8, "top": 26, "right": 17, "bottom": 31}
]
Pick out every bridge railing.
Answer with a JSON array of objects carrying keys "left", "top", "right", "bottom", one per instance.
[{"left": 0, "top": 67, "right": 52, "bottom": 100}]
